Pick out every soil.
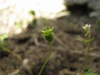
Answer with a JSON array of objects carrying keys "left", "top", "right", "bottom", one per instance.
[{"left": 0, "top": 11, "right": 100, "bottom": 75}]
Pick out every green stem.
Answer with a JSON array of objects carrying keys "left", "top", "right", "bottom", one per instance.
[
  {"left": 82, "top": 43, "right": 90, "bottom": 75},
  {"left": 39, "top": 43, "right": 52, "bottom": 75}
]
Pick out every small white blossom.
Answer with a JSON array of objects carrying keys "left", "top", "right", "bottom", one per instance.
[{"left": 82, "top": 24, "right": 91, "bottom": 31}]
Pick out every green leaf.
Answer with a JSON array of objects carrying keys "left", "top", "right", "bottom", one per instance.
[
  {"left": 76, "top": 37, "right": 94, "bottom": 44},
  {"left": 46, "top": 26, "right": 50, "bottom": 31},
  {"left": 86, "top": 68, "right": 97, "bottom": 75},
  {"left": 86, "top": 68, "right": 94, "bottom": 74},
  {"left": 86, "top": 73, "right": 97, "bottom": 75},
  {"left": 87, "top": 37, "right": 94, "bottom": 43},
  {"left": 76, "top": 39, "right": 88, "bottom": 44},
  {"left": 41, "top": 27, "right": 54, "bottom": 36},
  {"left": 0, "top": 40, "right": 8, "bottom": 52},
  {"left": 0, "top": 40, "right": 8, "bottom": 47}
]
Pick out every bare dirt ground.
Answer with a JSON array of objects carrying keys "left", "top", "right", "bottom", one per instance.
[{"left": 0, "top": 7, "right": 100, "bottom": 75}]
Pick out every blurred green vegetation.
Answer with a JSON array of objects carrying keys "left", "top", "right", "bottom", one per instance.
[
  {"left": 0, "top": 34, "right": 8, "bottom": 52},
  {"left": 97, "top": 19, "right": 100, "bottom": 30},
  {"left": 17, "top": 20, "right": 23, "bottom": 28},
  {"left": 29, "top": 10, "right": 36, "bottom": 16}
]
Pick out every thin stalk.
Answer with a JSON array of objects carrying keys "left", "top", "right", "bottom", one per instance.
[
  {"left": 82, "top": 43, "right": 90, "bottom": 75},
  {"left": 39, "top": 43, "right": 52, "bottom": 75},
  {"left": 7, "top": 49, "right": 22, "bottom": 61}
]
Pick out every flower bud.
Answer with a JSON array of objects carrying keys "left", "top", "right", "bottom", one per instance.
[{"left": 41, "top": 26, "right": 54, "bottom": 43}]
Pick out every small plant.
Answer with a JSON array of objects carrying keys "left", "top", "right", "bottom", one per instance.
[
  {"left": 29, "top": 10, "right": 37, "bottom": 30},
  {"left": 39, "top": 26, "right": 54, "bottom": 75},
  {"left": 76, "top": 24, "right": 97, "bottom": 75},
  {"left": 29, "top": 10, "right": 36, "bottom": 16},
  {"left": 0, "top": 34, "right": 22, "bottom": 61},
  {"left": 17, "top": 20, "right": 23, "bottom": 28}
]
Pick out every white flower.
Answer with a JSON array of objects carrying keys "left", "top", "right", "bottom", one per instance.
[{"left": 82, "top": 24, "right": 91, "bottom": 31}]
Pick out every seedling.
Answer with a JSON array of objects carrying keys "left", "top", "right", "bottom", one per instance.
[
  {"left": 39, "top": 26, "right": 54, "bottom": 75},
  {"left": 76, "top": 24, "right": 96, "bottom": 75},
  {"left": 0, "top": 34, "right": 22, "bottom": 61}
]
